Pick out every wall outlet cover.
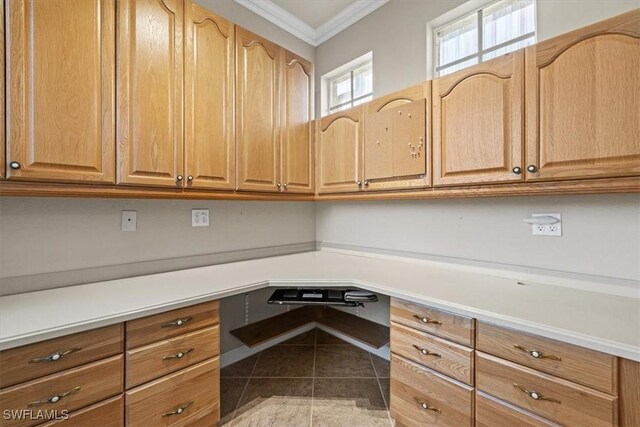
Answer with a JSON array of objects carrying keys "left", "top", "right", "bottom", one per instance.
[
  {"left": 192, "top": 209, "right": 210, "bottom": 227},
  {"left": 121, "top": 211, "right": 137, "bottom": 232},
  {"left": 531, "top": 213, "right": 562, "bottom": 236}
]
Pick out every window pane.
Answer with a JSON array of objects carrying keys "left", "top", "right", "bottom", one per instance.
[
  {"left": 436, "top": 12, "right": 478, "bottom": 68},
  {"left": 483, "top": 0, "right": 535, "bottom": 50},
  {"left": 329, "top": 72, "right": 352, "bottom": 109},
  {"left": 482, "top": 35, "right": 535, "bottom": 60},
  {"left": 353, "top": 63, "right": 373, "bottom": 99},
  {"left": 438, "top": 57, "right": 479, "bottom": 77},
  {"left": 329, "top": 103, "right": 352, "bottom": 113},
  {"left": 353, "top": 95, "right": 373, "bottom": 106}
]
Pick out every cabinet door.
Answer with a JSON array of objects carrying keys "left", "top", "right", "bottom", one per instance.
[
  {"left": 281, "top": 51, "right": 314, "bottom": 194},
  {"left": 317, "top": 107, "right": 363, "bottom": 194},
  {"left": 117, "top": 0, "right": 184, "bottom": 187},
  {"left": 184, "top": 3, "right": 235, "bottom": 190},
  {"left": 364, "top": 108, "right": 394, "bottom": 180},
  {"left": 393, "top": 99, "right": 427, "bottom": 178},
  {"left": 525, "top": 10, "right": 640, "bottom": 181},
  {"left": 236, "top": 27, "right": 281, "bottom": 192},
  {"left": 6, "top": 0, "right": 115, "bottom": 183},
  {"left": 433, "top": 51, "right": 524, "bottom": 186},
  {"left": 1, "top": 2, "right": 4, "bottom": 180}
]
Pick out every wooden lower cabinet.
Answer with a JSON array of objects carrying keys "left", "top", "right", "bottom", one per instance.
[
  {"left": 475, "top": 391, "right": 558, "bottom": 427},
  {"left": 40, "top": 395, "right": 124, "bottom": 427},
  {"left": 125, "top": 358, "right": 220, "bottom": 426}
]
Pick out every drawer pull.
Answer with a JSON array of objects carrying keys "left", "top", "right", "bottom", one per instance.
[
  {"left": 162, "top": 348, "right": 194, "bottom": 360},
  {"left": 161, "top": 317, "right": 192, "bottom": 328},
  {"left": 415, "top": 398, "right": 441, "bottom": 413},
  {"left": 162, "top": 401, "right": 194, "bottom": 417},
  {"left": 513, "top": 384, "right": 561, "bottom": 404},
  {"left": 28, "top": 386, "right": 81, "bottom": 407},
  {"left": 29, "top": 347, "right": 82, "bottom": 363},
  {"left": 514, "top": 345, "right": 562, "bottom": 361},
  {"left": 412, "top": 344, "right": 441, "bottom": 358},
  {"left": 413, "top": 315, "right": 442, "bottom": 325}
]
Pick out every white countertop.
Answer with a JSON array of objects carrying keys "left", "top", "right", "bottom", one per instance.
[{"left": 1, "top": 250, "right": 639, "bottom": 361}]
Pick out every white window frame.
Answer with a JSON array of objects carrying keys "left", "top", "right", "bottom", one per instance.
[
  {"left": 321, "top": 51, "right": 373, "bottom": 116},
  {"left": 426, "top": 0, "right": 537, "bottom": 79}
]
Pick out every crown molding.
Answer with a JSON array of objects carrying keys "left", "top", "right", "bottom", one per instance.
[{"left": 234, "top": 0, "right": 390, "bottom": 47}]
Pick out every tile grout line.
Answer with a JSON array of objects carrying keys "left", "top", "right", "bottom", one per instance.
[
  {"left": 230, "top": 352, "right": 262, "bottom": 423},
  {"left": 310, "top": 328, "right": 318, "bottom": 427},
  {"left": 370, "top": 352, "right": 394, "bottom": 427}
]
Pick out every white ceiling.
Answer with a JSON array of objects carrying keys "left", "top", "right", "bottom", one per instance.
[{"left": 234, "top": 0, "right": 390, "bottom": 46}]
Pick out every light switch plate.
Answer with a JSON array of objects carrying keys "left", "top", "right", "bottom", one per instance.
[
  {"left": 192, "top": 209, "right": 210, "bottom": 227},
  {"left": 122, "top": 211, "right": 137, "bottom": 232},
  {"left": 531, "top": 213, "right": 562, "bottom": 236}
]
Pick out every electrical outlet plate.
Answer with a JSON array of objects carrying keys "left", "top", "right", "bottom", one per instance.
[
  {"left": 531, "top": 213, "right": 561, "bottom": 236},
  {"left": 192, "top": 209, "right": 210, "bottom": 227},
  {"left": 122, "top": 211, "right": 137, "bottom": 232}
]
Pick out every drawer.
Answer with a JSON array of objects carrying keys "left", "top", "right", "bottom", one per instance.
[
  {"left": 476, "top": 352, "right": 617, "bottom": 427},
  {"left": 40, "top": 394, "right": 124, "bottom": 427},
  {"left": 125, "top": 357, "right": 220, "bottom": 426},
  {"left": 476, "top": 391, "right": 559, "bottom": 427},
  {"left": 476, "top": 321, "right": 617, "bottom": 394},
  {"left": 391, "top": 321, "right": 473, "bottom": 385},
  {"left": 0, "top": 355, "right": 124, "bottom": 427},
  {"left": 390, "top": 298, "right": 474, "bottom": 346},
  {"left": 126, "top": 325, "right": 220, "bottom": 388},
  {"left": 390, "top": 354, "right": 473, "bottom": 427},
  {"left": 126, "top": 301, "right": 219, "bottom": 349},
  {"left": 0, "top": 324, "right": 123, "bottom": 388}
]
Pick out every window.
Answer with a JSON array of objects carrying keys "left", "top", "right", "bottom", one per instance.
[
  {"left": 322, "top": 52, "right": 373, "bottom": 116},
  {"left": 434, "top": 0, "right": 535, "bottom": 77}
]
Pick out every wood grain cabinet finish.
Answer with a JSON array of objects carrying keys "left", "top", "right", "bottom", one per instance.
[
  {"left": 39, "top": 394, "right": 124, "bottom": 427},
  {"left": 184, "top": 3, "right": 235, "bottom": 190},
  {"left": 0, "top": 355, "right": 124, "bottom": 427},
  {"left": 1, "top": 3, "right": 4, "bottom": 180},
  {"left": 0, "top": 324, "right": 123, "bottom": 389},
  {"left": 432, "top": 50, "right": 524, "bottom": 186},
  {"left": 235, "top": 27, "right": 281, "bottom": 193},
  {"left": 476, "top": 352, "right": 618, "bottom": 427},
  {"left": 281, "top": 51, "right": 314, "bottom": 194},
  {"left": 525, "top": 10, "right": 640, "bottom": 181},
  {"left": 125, "top": 357, "right": 220, "bottom": 426},
  {"left": 390, "top": 298, "right": 474, "bottom": 347},
  {"left": 117, "top": 0, "right": 184, "bottom": 187},
  {"left": 125, "top": 301, "right": 219, "bottom": 350},
  {"left": 390, "top": 354, "right": 473, "bottom": 427},
  {"left": 6, "top": 0, "right": 116, "bottom": 184},
  {"left": 364, "top": 84, "right": 431, "bottom": 191},
  {"left": 390, "top": 322, "right": 473, "bottom": 385},
  {"left": 126, "top": 325, "right": 220, "bottom": 388},
  {"left": 476, "top": 391, "right": 559, "bottom": 427},
  {"left": 476, "top": 321, "right": 618, "bottom": 394},
  {"left": 316, "top": 106, "right": 364, "bottom": 194}
]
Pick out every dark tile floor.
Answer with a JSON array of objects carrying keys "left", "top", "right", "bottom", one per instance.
[{"left": 220, "top": 328, "right": 391, "bottom": 426}]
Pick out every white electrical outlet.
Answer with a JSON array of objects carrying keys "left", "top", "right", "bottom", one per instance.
[
  {"left": 531, "top": 213, "right": 562, "bottom": 236},
  {"left": 122, "top": 211, "right": 137, "bottom": 232},
  {"left": 192, "top": 209, "right": 210, "bottom": 227}
]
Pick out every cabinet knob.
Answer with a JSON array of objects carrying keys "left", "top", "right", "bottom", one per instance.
[
  {"left": 356, "top": 180, "right": 362, "bottom": 187},
  {"left": 9, "top": 161, "right": 21, "bottom": 170},
  {"left": 527, "top": 165, "right": 538, "bottom": 173},
  {"left": 364, "top": 180, "right": 369, "bottom": 187},
  {"left": 512, "top": 166, "right": 522, "bottom": 175},
  {"left": 187, "top": 175, "right": 193, "bottom": 182},
  {"left": 277, "top": 183, "right": 282, "bottom": 188},
  {"left": 283, "top": 183, "right": 288, "bottom": 189},
  {"left": 176, "top": 175, "right": 183, "bottom": 182}
]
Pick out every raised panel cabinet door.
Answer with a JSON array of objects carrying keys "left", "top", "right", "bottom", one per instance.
[
  {"left": 433, "top": 50, "right": 524, "bottom": 186},
  {"left": 1, "top": 1, "right": 5, "bottom": 180},
  {"left": 6, "top": 0, "right": 115, "bottom": 183},
  {"left": 117, "top": 0, "right": 184, "bottom": 187},
  {"left": 317, "top": 107, "right": 363, "bottom": 194},
  {"left": 525, "top": 10, "right": 640, "bottom": 181},
  {"left": 184, "top": 3, "right": 235, "bottom": 190},
  {"left": 281, "top": 50, "right": 314, "bottom": 194},
  {"left": 236, "top": 27, "right": 281, "bottom": 192},
  {"left": 393, "top": 99, "right": 427, "bottom": 178},
  {"left": 364, "top": 108, "right": 394, "bottom": 180}
]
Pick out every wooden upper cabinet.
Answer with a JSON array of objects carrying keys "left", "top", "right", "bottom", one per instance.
[
  {"left": 281, "top": 51, "right": 314, "bottom": 194},
  {"left": 236, "top": 27, "right": 281, "bottom": 192},
  {"left": 117, "top": 0, "right": 184, "bottom": 187},
  {"left": 433, "top": 51, "right": 524, "bottom": 187},
  {"left": 317, "top": 106, "right": 363, "bottom": 194},
  {"left": 6, "top": 0, "right": 115, "bottom": 184},
  {"left": 364, "top": 83, "right": 430, "bottom": 191},
  {"left": 525, "top": 10, "right": 640, "bottom": 181},
  {"left": 1, "top": 2, "right": 4, "bottom": 180},
  {"left": 184, "top": 3, "right": 235, "bottom": 190}
]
